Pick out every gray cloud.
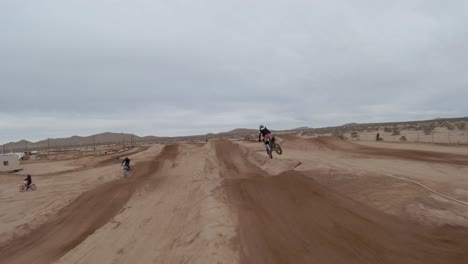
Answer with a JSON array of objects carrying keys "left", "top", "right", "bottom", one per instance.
[{"left": 1, "top": 0, "right": 467, "bottom": 142}]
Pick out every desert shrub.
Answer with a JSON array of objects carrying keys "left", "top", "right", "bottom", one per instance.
[
  {"left": 400, "top": 136, "right": 407, "bottom": 142},
  {"left": 351, "top": 131, "right": 359, "bottom": 138},
  {"left": 457, "top": 122, "right": 466, "bottom": 130},
  {"left": 391, "top": 126, "right": 400, "bottom": 135},
  {"left": 332, "top": 130, "right": 348, "bottom": 139},
  {"left": 423, "top": 125, "right": 434, "bottom": 135},
  {"left": 384, "top": 127, "right": 392, "bottom": 133},
  {"left": 335, "top": 133, "right": 346, "bottom": 140},
  {"left": 439, "top": 121, "right": 455, "bottom": 130}
]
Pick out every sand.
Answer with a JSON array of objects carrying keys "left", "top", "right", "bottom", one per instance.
[{"left": 1, "top": 137, "right": 468, "bottom": 264}]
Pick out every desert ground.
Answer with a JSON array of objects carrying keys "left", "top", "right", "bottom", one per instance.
[{"left": 1, "top": 136, "right": 468, "bottom": 264}]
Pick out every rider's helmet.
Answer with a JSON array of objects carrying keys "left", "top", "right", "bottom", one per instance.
[{"left": 259, "top": 125, "right": 265, "bottom": 130}]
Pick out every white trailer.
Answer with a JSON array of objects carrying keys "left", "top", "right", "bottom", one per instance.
[{"left": 0, "top": 154, "right": 21, "bottom": 172}]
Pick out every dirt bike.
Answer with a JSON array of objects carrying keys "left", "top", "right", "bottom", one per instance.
[
  {"left": 19, "top": 181, "right": 37, "bottom": 192},
  {"left": 122, "top": 164, "right": 134, "bottom": 177},
  {"left": 264, "top": 137, "right": 283, "bottom": 159}
]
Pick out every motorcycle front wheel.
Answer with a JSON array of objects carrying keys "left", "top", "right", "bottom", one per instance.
[{"left": 274, "top": 144, "right": 283, "bottom": 155}]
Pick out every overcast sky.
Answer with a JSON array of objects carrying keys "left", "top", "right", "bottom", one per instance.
[{"left": 1, "top": 0, "right": 467, "bottom": 143}]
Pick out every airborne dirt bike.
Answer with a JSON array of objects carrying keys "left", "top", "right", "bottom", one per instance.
[
  {"left": 122, "top": 165, "right": 134, "bottom": 177},
  {"left": 264, "top": 137, "right": 283, "bottom": 159},
  {"left": 19, "top": 181, "right": 37, "bottom": 192}
]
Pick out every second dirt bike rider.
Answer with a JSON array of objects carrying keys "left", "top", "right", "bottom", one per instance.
[
  {"left": 121, "top": 157, "right": 131, "bottom": 170},
  {"left": 24, "top": 174, "right": 32, "bottom": 189},
  {"left": 258, "top": 125, "right": 274, "bottom": 149}
]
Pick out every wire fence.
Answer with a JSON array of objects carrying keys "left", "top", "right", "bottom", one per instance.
[{"left": 351, "top": 131, "right": 468, "bottom": 144}]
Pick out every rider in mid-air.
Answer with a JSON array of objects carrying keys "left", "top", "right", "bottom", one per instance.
[
  {"left": 258, "top": 125, "right": 274, "bottom": 149},
  {"left": 24, "top": 174, "right": 32, "bottom": 190},
  {"left": 121, "top": 157, "right": 131, "bottom": 170}
]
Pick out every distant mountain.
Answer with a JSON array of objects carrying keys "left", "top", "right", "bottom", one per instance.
[
  {"left": 3, "top": 116, "right": 467, "bottom": 153},
  {"left": 1, "top": 132, "right": 159, "bottom": 153},
  {"left": 341, "top": 123, "right": 359, "bottom": 127}
]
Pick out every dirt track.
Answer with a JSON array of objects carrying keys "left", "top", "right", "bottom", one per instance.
[
  {"left": 1, "top": 137, "right": 468, "bottom": 264},
  {"left": 216, "top": 140, "right": 468, "bottom": 264},
  {"left": 0, "top": 145, "right": 177, "bottom": 264}
]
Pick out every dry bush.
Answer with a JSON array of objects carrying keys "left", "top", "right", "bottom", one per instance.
[
  {"left": 439, "top": 121, "right": 455, "bottom": 130},
  {"left": 457, "top": 122, "right": 466, "bottom": 130},
  {"left": 332, "top": 131, "right": 346, "bottom": 139},
  {"left": 423, "top": 125, "right": 435, "bottom": 135},
  {"left": 384, "top": 127, "right": 392, "bottom": 133},
  {"left": 391, "top": 126, "right": 400, "bottom": 136},
  {"left": 351, "top": 131, "right": 359, "bottom": 138},
  {"left": 400, "top": 136, "right": 407, "bottom": 142}
]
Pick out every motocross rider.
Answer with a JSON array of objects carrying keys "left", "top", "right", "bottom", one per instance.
[
  {"left": 121, "top": 157, "right": 131, "bottom": 170},
  {"left": 258, "top": 125, "right": 274, "bottom": 149}
]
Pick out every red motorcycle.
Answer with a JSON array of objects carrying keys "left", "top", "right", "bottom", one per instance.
[{"left": 19, "top": 181, "right": 37, "bottom": 192}]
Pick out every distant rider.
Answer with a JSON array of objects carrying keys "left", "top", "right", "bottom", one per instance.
[
  {"left": 258, "top": 125, "right": 274, "bottom": 149},
  {"left": 121, "top": 157, "right": 131, "bottom": 170},
  {"left": 24, "top": 174, "right": 32, "bottom": 189}
]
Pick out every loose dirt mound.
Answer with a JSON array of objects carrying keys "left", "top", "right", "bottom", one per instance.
[
  {"left": 0, "top": 145, "right": 179, "bottom": 264},
  {"left": 215, "top": 139, "right": 468, "bottom": 264}
]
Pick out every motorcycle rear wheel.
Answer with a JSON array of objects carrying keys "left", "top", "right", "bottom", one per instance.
[{"left": 266, "top": 149, "right": 273, "bottom": 159}]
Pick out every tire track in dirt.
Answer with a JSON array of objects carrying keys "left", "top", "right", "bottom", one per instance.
[
  {"left": 0, "top": 144, "right": 179, "bottom": 264},
  {"left": 214, "top": 140, "right": 468, "bottom": 264}
]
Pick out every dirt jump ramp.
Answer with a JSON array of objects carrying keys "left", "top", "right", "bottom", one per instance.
[{"left": 214, "top": 140, "right": 468, "bottom": 264}]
